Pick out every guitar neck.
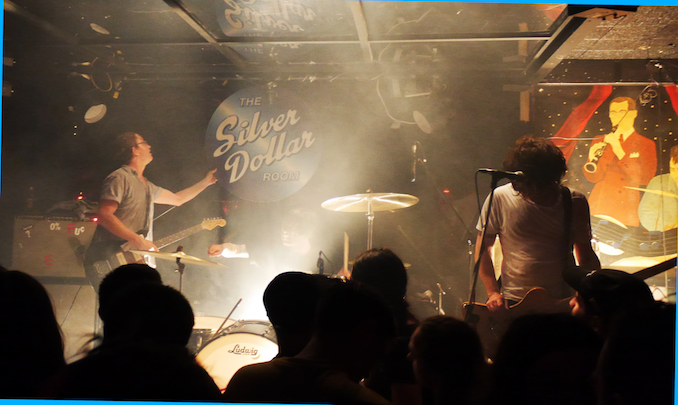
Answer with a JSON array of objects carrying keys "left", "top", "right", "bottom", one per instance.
[
  {"left": 154, "top": 224, "right": 205, "bottom": 250},
  {"left": 633, "top": 257, "right": 677, "bottom": 280}
]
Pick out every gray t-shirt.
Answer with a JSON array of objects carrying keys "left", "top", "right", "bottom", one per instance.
[
  {"left": 93, "top": 165, "right": 164, "bottom": 243},
  {"left": 476, "top": 184, "right": 591, "bottom": 301}
]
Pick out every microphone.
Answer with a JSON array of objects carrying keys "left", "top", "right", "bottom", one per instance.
[
  {"left": 411, "top": 143, "right": 417, "bottom": 183},
  {"left": 317, "top": 251, "right": 324, "bottom": 275},
  {"left": 478, "top": 168, "right": 525, "bottom": 180}
]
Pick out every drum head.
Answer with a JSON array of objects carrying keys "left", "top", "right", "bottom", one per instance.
[{"left": 196, "top": 320, "right": 278, "bottom": 390}]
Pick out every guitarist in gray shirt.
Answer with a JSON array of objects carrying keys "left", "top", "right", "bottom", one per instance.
[
  {"left": 86, "top": 132, "right": 217, "bottom": 289},
  {"left": 476, "top": 137, "right": 601, "bottom": 312}
]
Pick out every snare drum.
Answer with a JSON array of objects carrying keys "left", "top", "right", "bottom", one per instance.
[
  {"left": 188, "top": 316, "right": 236, "bottom": 354},
  {"left": 196, "top": 320, "right": 278, "bottom": 390}
]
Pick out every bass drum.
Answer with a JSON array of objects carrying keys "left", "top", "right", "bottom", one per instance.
[
  {"left": 196, "top": 320, "right": 278, "bottom": 391},
  {"left": 188, "top": 316, "right": 236, "bottom": 354}
]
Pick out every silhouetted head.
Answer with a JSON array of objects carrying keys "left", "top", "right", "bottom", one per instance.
[
  {"left": 596, "top": 302, "right": 675, "bottom": 405},
  {"left": 563, "top": 266, "right": 654, "bottom": 327},
  {"left": 99, "top": 263, "right": 163, "bottom": 323},
  {"left": 103, "top": 282, "right": 194, "bottom": 347},
  {"left": 311, "top": 280, "right": 396, "bottom": 381},
  {"left": 263, "top": 271, "right": 335, "bottom": 357},
  {"left": 351, "top": 248, "right": 408, "bottom": 305},
  {"left": 0, "top": 267, "right": 66, "bottom": 396},
  {"left": 410, "top": 316, "right": 484, "bottom": 381},
  {"left": 491, "top": 313, "right": 601, "bottom": 405}
]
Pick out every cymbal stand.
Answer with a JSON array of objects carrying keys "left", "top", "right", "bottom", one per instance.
[
  {"left": 175, "top": 246, "right": 186, "bottom": 292},
  {"left": 366, "top": 199, "right": 374, "bottom": 250}
]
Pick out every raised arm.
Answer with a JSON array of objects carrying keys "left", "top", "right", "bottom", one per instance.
[
  {"left": 154, "top": 169, "right": 218, "bottom": 206},
  {"left": 572, "top": 196, "right": 601, "bottom": 272}
]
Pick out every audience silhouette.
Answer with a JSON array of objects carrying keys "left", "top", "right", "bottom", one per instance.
[
  {"left": 408, "top": 315, "right": 488, "bottom": 405},
  {"left": 490, "top": 313, "right": 602, "bottom": 405},
  {"left": 224, "top": 279, "right": 396, "bottom": 405},
  {"left": 2, "top": 242, "right": 673, "bottom": 405},
  {"left": 0, "top": 267, "right": 66, "bottom": 398},
  {"left": 263, "top": 271, "right": 337, "bottom": 358},
  {"left": 596, "top": 302, "right": 675, "bottom": 405},
  {"left": 42, "top": 281, "right": 221, "bottom": 400},
  {"left": 351, "top": 248, "right": 421, "bottom": 405}
]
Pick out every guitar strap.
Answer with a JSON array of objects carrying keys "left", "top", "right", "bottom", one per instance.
[
  {"left": 561, "top": 186, "right": 574, "bottom": 265},
  {"left": 139, "top": 184, "right": 152, "bottom": 239}
]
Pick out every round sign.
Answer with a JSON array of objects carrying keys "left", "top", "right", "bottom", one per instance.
[{"left": 205, "top": 87, "right": 321, "bottom": 202}]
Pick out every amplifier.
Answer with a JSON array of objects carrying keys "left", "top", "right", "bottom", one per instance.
[{"left": 12, "top": 216, "right": 98, "bottom": 278}]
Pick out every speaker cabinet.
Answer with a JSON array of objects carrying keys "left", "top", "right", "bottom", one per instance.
[{"left": 12, "top": 216, "right": 97, "bottom": 278}]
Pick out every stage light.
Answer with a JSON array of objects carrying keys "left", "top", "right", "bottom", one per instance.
[
  {"left": 90, "top": 23, "right": 110, "bottom": 35},
  {"left": 84, "top": 104, "right": 107, "bottom": 124},
  {"left": 413, "top": 110, "right": 432, "bottom": 134}
]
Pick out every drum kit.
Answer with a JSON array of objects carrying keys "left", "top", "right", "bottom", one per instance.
[{"left": 132, "top": 192, "right": 418, "bottom": 390}]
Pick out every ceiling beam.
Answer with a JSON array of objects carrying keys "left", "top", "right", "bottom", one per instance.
[
  {"left": 347, "top": 1, "right": 373, "bottom": 62},
  {"left": 162, "top": 0, "right": 247, "bottom": 69}
]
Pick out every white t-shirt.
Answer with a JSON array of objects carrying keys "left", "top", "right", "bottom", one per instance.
[{"left": 476, "top": 184, "right": 591, "bottom": 301}]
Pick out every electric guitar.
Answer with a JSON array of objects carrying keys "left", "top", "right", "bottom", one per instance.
[
  {"left": 463, "top": 257, "right": 677, "bottom": 359},
  {"left": 85, "top": 218, "right": 226, "bottom": 278}
]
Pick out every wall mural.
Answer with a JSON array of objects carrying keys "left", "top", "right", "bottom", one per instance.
[{"left": 534, "top": 84, "right": 678, "bottom": 271}]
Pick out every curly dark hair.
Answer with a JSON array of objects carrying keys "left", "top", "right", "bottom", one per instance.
[{"left": 503, "top": 136, "right": 567, "bottom": 186}]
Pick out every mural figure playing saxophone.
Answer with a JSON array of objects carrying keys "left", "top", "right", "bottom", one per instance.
[{"left": 583, "top": 96, "right": 657, "bottom": 228}]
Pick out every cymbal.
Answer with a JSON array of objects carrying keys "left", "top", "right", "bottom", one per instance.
[
  {"left": 321, "top": 193, "right": 419, "bottom": 213},
  {"left": 129, "top": 250, "right": 227, "bottom": 268}
]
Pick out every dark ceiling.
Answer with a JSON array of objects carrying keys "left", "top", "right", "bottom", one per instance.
[
  {"left": 0, "top": 2, "right": 595, "bottom": 84},
  {"left": 4, "top": 2, "right": 677, "bottom": 88}
]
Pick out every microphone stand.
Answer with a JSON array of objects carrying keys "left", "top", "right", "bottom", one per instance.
[
  {"left": 415, "top": 142, "right": 477, "bottom": 315},
  {"left": 319, "top": 251, "right": 335, "bottom": 275},
  {"left": 317, "top": 252, "right": 325, "bottom": 275},
  {"left": 464, "top": 172, "right": 502, "bottom": 325}
]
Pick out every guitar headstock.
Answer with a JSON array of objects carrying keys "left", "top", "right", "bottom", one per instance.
[{"left": 201, "top": 218, "right": 227, "bottom": 230}]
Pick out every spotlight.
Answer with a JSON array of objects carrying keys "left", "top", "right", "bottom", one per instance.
[
  {"left": 90, "top": 23, "right": 110, "bottom": 35},
  {"left": 84, "top": 104, "right": 107, "bottom": 124},
  {"left": 413, "top": 111, "right": 432, "bottom": 134}
]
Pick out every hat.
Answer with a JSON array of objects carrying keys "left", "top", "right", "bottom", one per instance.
[{"left": 563, "top": 266, "right": 654, "bottom": 319}]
